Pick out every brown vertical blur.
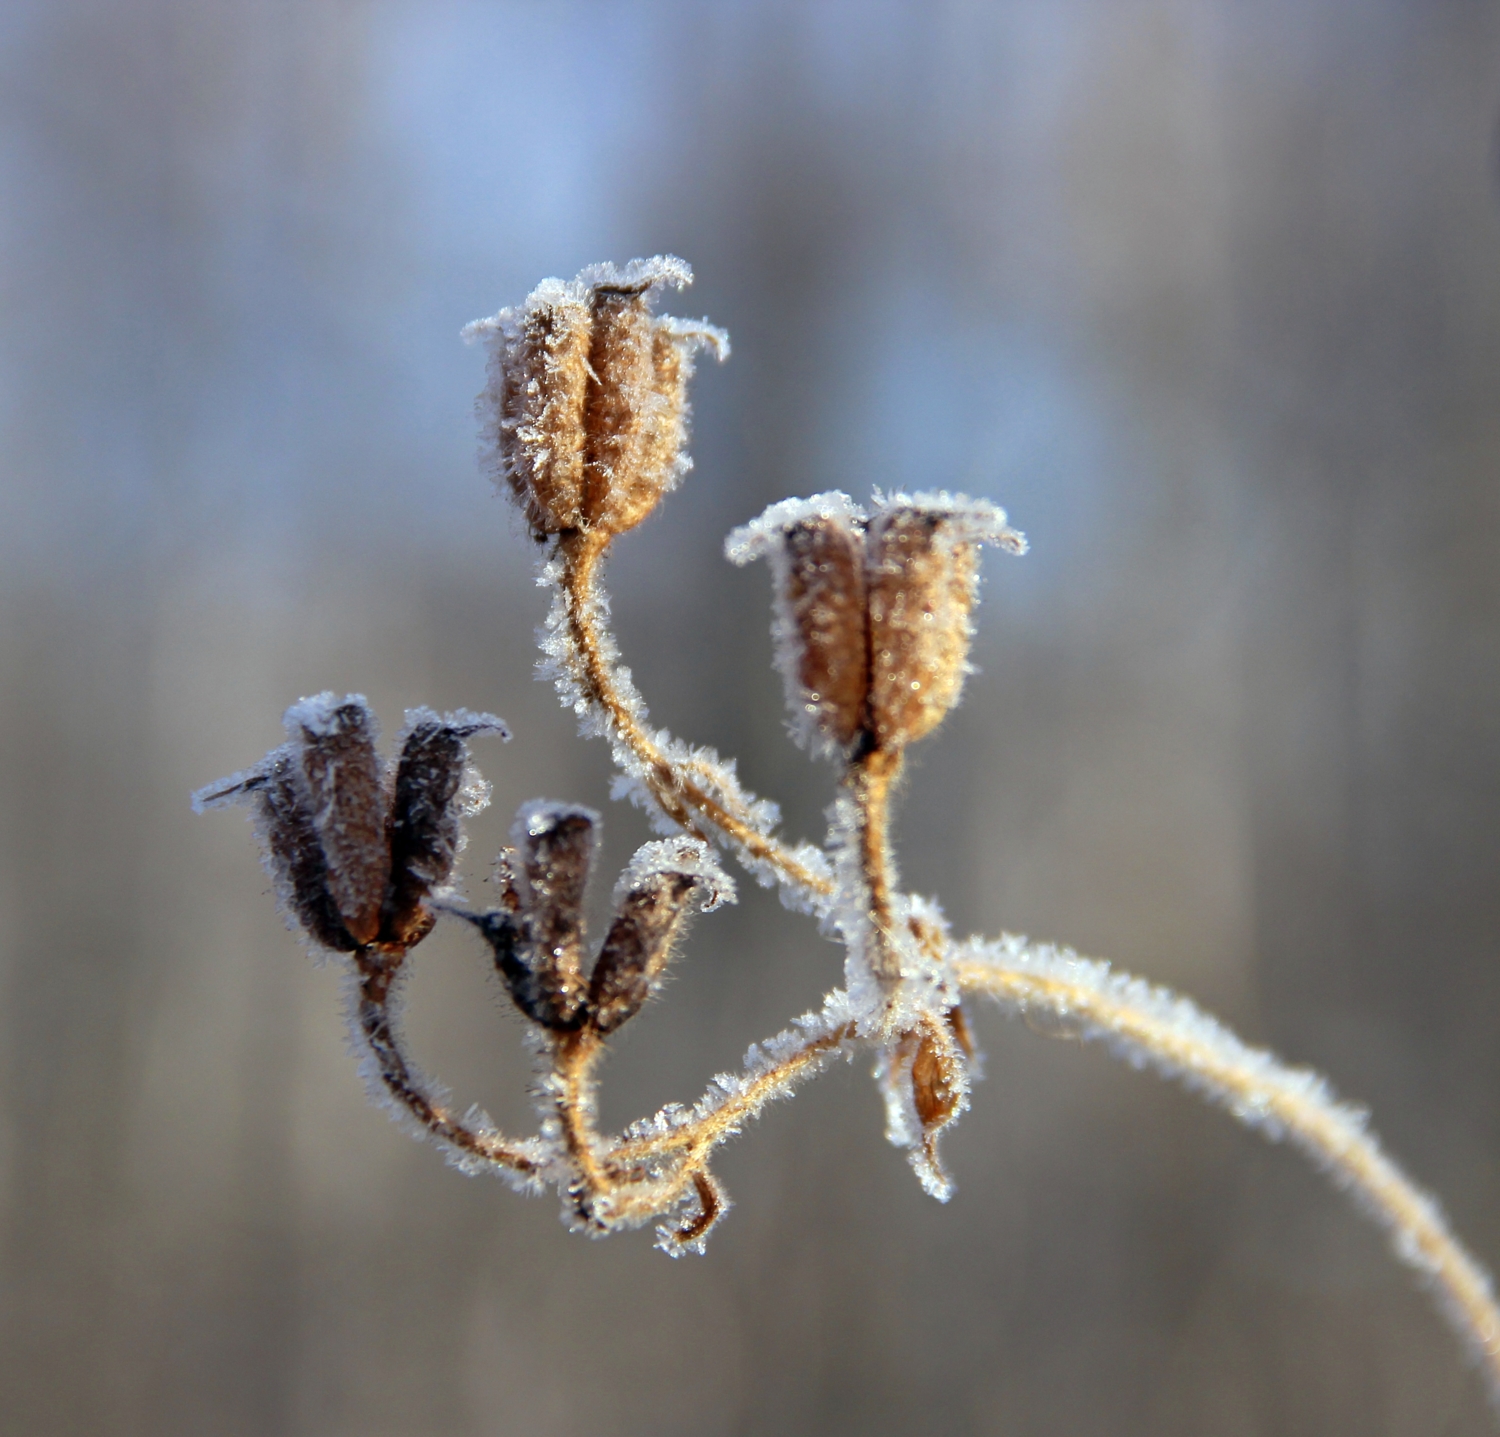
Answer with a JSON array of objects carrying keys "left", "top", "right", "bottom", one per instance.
[{"left": 3, "top": 1, "right": 1500, "bottom": 1433}]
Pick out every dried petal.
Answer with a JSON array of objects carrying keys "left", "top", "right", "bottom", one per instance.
[
  {"left": 287, "top": 694, "right": 391, "bottom": 945},
  {"left": 911, "top": 1023, "right": 962, "bottom": 1132},
  {"left": 878, "top": 1012, "right": 971, "bottom": 1201}
]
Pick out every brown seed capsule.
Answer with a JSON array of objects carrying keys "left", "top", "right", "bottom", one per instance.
[
  {"left": 464, "top": 802, "right": 601, "bottom": 1031},
  {"left": 515, "top": 801, "right": 597, "bottom": 995},
  {"left": 587, "top": 871, "right": 701, "bottom": 1035},
  {"left": 581, "top": 282, "right": 659, "bottom": 532},
  {"left": 782, "top": 516, "right": 870, "bottom": 750},
  {"left": 865, "top": 496, "right": 1025, "bottom": 751},
  {"left": 468, "top": 258, "right": 727, "bottom": 542},
  {"left": 383, "top": 711, "right": 508, "bottom": 949},
  {"left": 910, "top": 1020, "right": 963, "bottom": 1133},
  {"left": 193, "top": 751, "right": 358, "bottom": 952},
  {"left": 290, "top": 694, "right": 390, "bottom": 946}
]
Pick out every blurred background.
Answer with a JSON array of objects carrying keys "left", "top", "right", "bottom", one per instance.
[{"left": 3, "top": 1, "right": 1500, "bottom": 1432}]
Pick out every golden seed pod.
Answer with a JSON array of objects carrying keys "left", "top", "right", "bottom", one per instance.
[
  {"left": 496, "top": 284, "right": 592, "bottom": 536},
  {"left": 865, "top": 494, "right": 1026, "bottom": 751},
  {"left": 729, "top": 491, "right": 1024, "bottom": 758},
  {"left": 467, "top": 258, "right": 727, "bottom": 542}
]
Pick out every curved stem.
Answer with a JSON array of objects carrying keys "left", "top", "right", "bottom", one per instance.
[
  {"left": 557, "top": 531, "right": 832, "bottom": 898},
  {"left": 954, "top": 941, "right": 1500, "bottom": 1400},
  {"left": 354, "top": 952, "right": 536, "bottom": 1175},
  {"left": 553, "top": 1028, "right": 609, "bottom": 1199}
]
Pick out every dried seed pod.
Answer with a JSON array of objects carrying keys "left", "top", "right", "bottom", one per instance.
[
  {"left": 725, "top": 492, "right": 870, "bottom": 755},
  {"left": 587, "top": 871, "right": 699, "bottom": 1035},
  {"left": 910, "top": 1021, "right": 963, "bottom": 1133},
  {"left": 193, "top": 751, "right": 357, "bottom": 952},
  {"left": 466, "top": 257, "right": 727, "bottom": 542},
  {"left": 878, "top": 1011, "right": 972, "bottom": 1201},
  {"left": 494, "top": 280, "right": 592, "bottom": 536},
  {"left": 514, "top": 800, "right": 597, "bottom": 962},
  {"left": 587, "top": 838, "right": 734, "bottom": 1035},
  {"left": 382, "top": 710, "right": 509, "bottom": 948},
  {"left": 462, "top": 801, "right": 602, "bottom": 1031},
  {"left": 580, "top": 281, "right": 659, "bottom": 532},
  {"left": 449, "top": 907, "right": 582, "bottom": 1032},
  {"left": 865, "top": 494, "right": 1026, "bottom": 751},
  {"left": 286, "top": 694, "right": 391, "bottom": 945}
]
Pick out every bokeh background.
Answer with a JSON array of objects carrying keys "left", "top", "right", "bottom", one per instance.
[{"left": 4, "top": 2, "right": 1500, "bottom": 1433}]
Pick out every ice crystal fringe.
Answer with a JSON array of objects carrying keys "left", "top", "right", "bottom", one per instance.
[
  {"left": 955, "top": 934, "right": 1500, "bottom": 1398},
  {"left": 194, "top": 257, "right": 1500, "bottom": 1419}
]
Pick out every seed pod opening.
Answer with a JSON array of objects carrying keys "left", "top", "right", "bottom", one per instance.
[
  {"left": 466, "top": 257, "right": 727, "bottom": 542},
  {"left": 865, "top": 493, "right": 1025, "bottom": 751},
  {"left": 286, "top": 693, "right": 391, "bottom": 946}
]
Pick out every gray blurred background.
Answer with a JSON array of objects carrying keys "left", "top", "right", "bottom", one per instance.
[{"left": 3, "top": 1, "right": 1500, "bottom": 1433}]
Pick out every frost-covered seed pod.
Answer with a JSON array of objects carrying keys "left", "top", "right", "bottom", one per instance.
[
  {"left": 586, "top": 837, "right": 732, "bottom": 1035},
  {"left": 383, "top": 712, "right": 509, "bottom": 949},
  {"left": 515, "top": 802, "right": 597, "bottom": 964},
  {"left": 587, "top": 871, "right": 702, "bottom": 1035},
  {"left": 290, "top": 694, "right": 391, "bottom": 946},
  {"left": 780, "top": 517, "right": 870, "bottom": 749},
  {"left": 729, "top": 491, "right": 1024, "bottom": 757},
  {"left": 910, "top": 1022, "right": 962, "bottom": 1133},
  {"left": 497, "top": 284, "right": 592, "bottom": 536},
  {"left": 466, "top": 802, "right": 601, "bottom": 1031},
  {"left": 467, "top": 257, "right": 727, "bottom": 542},
  {"left": 725, "top": 492, "right": 870, "bottom": 756},
  {"left": 580, "top": 283, "right": 660, "bottom": 532},
  {"left": 192, "top": 751, "right": 359, "bottom": 952},
  {"left": 865, "top": 497, "right": 1025, "bottom": 751}
]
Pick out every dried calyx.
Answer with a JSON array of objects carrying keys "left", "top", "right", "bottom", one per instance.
[
  {"left": 192, "top": 695, "right": 507, "bottom": 952},
  {"left": 451, "top": 807, "right": 733, "bottom": 1037},
  {"left": 726, "top": 491, "right": 1026, "bottom": 759},
  {"left": 465, "top": 256, "right": 728, "bottom": 543}
]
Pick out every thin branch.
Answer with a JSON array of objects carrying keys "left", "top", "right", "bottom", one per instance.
[
  {"left": 954, "top": 936, "right": 1500, "bottom": 1400},
  {"left": 353, "top": 951, "right": 538, "bottom": 1176},
  {"left": 554, "top": 530, "right": 833, "bottom": 899}
]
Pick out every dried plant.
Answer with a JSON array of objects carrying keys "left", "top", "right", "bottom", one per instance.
[{"left": 196, "top": 257, "right": 1500, "bottom": 1401}]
